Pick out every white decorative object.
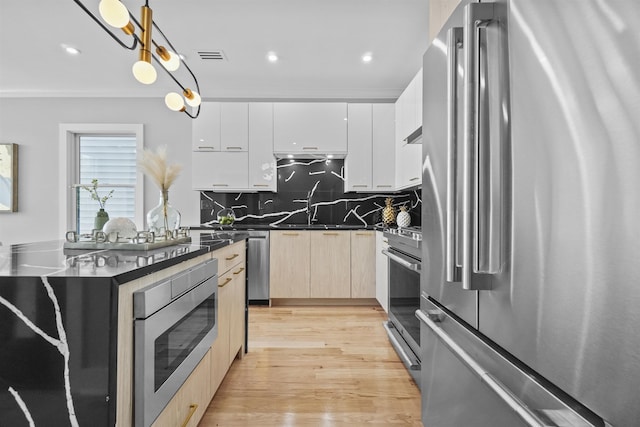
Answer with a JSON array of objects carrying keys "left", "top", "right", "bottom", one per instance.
[
  {"left": 103, "top": 217, "right": 138, "bottom": 239},
  {"left": 397, "top": 205, "right": 411, "bottom": 228}
]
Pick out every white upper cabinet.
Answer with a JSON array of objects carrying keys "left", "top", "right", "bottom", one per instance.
[
  {"left": 192, "top": 102, "right": 248, "bottom": 152},
  {"left": 273, "top": 103, "right": 348, "bottom": 155},
  {"left": 192, "top": 151, "right": 249, "bottom": 191},
  {"left": 248, "top": 103, "right": 277, "bottom": 192},
  {"left": 372, "top": 104, "right": 396, "bottom": 191},
  {"left": 345, "top": 104, "right": 373, "bottom": 191},
  {"left": 220, "top": 102, "right": 249, "bottom": 151},
  {"left": 394, "top": 68, "right": 423, "bottom": 189},
  {"left": 395, "top": 68, "right": 423, "bottom": 145},
  {"left": 345, "top": 103, "right": 395, "bottom": 192},
  {"left": 192, "top": 102, "right": 221, "bottom": 151}
]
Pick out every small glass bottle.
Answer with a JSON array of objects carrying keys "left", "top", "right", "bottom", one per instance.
[{"left": 147, "top": 190, "right": 181, "bottom": 239}]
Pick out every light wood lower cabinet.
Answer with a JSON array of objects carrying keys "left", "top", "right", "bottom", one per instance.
[
  {"left": 310, "top": 231, "right": 351, "bottom": 298},
  {"left": 210, "top": 240, "right": 246, "bottom": 396},
  {"left": 350, "top": 230, "right": 376, "bottom": 298},
  {"left": 270, "top": 230, "right": 378, "bottom": 301},
  {"left": 270, "top": 231, "right": 311, "bottom": 298}
]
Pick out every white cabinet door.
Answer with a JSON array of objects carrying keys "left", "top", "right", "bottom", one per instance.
[
  {"left": 220, "top": 102, "right": 248, "bottom": 151},
  {"left": 395, "top": 142, "right": 422, "bottom": 190},
  {"left": 248, "top": 103, "right": 277, "bottom": 191},
  {"left": 375, "top": 231, "right": 389, "bottom": 312},
  {"left": 192, "top": 102, "right": 221, "bottom": 151},
  {"left": 372, "top": 104, "right": 396, "bottom": 191},
  {"left": 192, "top": 152, "right": 249, "bottom": 191},
  {"left": 414, "top": 68, "right": 423, "bottom": 131},
  {"left": 273, "top": 103, "right": 348, "bottom": 155},
  {"left": 345, "top": 103, "right": 372, "bottom": 192},
  {"left": 403, "top": 76, "right": 418, "bottom": 140}
]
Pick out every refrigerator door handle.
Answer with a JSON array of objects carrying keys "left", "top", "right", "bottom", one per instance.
[
  {"left": 446, "top": 26, "right": 464, "bottom": 283},
  {"left": 462, "top": 2, "right": 496, "bottom": 290},
  {"left": 416, "top": 308, "right": 550, "bottom": 427}
]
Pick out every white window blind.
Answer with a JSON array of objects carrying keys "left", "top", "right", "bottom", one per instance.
[{"left": 76, "top": 135, "right": 137, "bottom": 234}]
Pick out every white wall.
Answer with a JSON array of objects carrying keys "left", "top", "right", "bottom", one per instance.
[{"left": 0, "top": 97, "right": 200, "bottom": 245}]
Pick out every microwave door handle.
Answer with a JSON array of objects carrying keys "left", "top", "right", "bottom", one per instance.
[
  {"left": 462, "top": 3, "right": 495, "bottom": 290},
  {"left": 415, "top": 309, "right": 549, "bottom": 427},
  {"left": 446, "top": 26, "right": 464, "bottom": 283},
  {"left": 382, "top": 249, "right": 421, "bottom": 273}
]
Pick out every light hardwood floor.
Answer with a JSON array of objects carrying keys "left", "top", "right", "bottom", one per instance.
[{"left": 200, "top": 305, "right": 422, "bottom": 426}]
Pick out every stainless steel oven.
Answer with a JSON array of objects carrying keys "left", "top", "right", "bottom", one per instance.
[
  {"left": 383, "top": 227, "right": 422, "bottom": 387},
  {"left": 134, "top": 259, "right": 218, "bottom": 427}
]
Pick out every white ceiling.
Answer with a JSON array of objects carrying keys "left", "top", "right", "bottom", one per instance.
[{"left": 0, "top": 0, "right": 430, "bottom": 101}]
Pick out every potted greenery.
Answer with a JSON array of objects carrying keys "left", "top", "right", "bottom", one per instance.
[{"left": 81, "top": 178, "right": 114, "bottom": 231}]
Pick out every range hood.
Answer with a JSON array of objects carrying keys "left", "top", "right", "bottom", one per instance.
[{"left": 404, "top": 126, "right": 423, "bottom": 144}]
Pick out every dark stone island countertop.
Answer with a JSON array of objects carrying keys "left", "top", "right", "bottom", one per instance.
[{"left": 0, "top": 234, "right": 248, "bottom": 427}]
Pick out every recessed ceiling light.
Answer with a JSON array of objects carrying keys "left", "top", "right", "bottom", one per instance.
[
  {"left": 327, "top": 154, "right": 334, "bottom": 159},
  {"left": 362, "top": 53, "right": 373, "bottom": 63},
  {"left": 287, "top": 154, "right": 293, "bottom": 158},
  {"left": 267, "top": 52, "right": 278, "bottom": 62},
  {"left": 61, "top": 44, "right": 81, "bottom": 55}
]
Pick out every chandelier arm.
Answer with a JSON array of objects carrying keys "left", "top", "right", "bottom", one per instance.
[
  {"left": 182, "top": 104, "right": 201, "bottom": 119},
  {"left": 71, "top": 0, "right": 138, "bottom": 50},
  {"left": 152, "top": 53, "right": 187, "bottom": 91},
  {"left": 151, "top": 21, "right": 201, "bottom": 95}
]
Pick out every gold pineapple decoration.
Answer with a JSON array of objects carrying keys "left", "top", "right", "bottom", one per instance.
[{"left": 382, "top": 197, "right": 396, "bottom": 225}]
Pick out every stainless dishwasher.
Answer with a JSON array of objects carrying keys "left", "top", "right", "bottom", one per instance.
[{"left": 246, "top": 230, "right": 270, "bottom": 304}]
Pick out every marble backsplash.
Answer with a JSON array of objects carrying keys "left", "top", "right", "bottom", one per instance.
[{"left": 199, "top": 158, "right": 421, "bottom": 227}]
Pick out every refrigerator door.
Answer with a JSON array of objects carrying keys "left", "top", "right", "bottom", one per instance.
[
  {"left": 422, "top": 0, "right": 478, "bottom": 328},
  {"left": 471, "top": 1, "right": 640, "bottom": 426},
  {"left": 418, "top": 296, "right": 603, "bottom": 427}
]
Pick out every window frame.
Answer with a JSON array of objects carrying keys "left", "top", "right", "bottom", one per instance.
[{"left": 59, "top": 124, "right": 144, "bottom": 236}]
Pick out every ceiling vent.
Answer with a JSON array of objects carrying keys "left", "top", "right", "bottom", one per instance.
[{"left": 197, "top": 50, "right": 227, "bottom": 61}]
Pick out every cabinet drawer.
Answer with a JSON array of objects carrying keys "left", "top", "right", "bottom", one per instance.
[
  {"left": 215, "top": 240, "right": 246, "bottom": 275},
  {"left": 152, "top": 349, "right": 211, "bottom": 427}
]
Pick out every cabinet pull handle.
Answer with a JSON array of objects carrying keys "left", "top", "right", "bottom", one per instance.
[
  {"left": 410, "top": 177, "right": 420, "bottom": 181},
  {"left": 302, "top": 146, "right": 318, "bottom": 150},
  {"left": 253, "top": 184, "right": 269, "bottom": 187},
  {"left": 226, "top": 146, "right": 243, "bottom": 150},
  {"left": 233, "top": 267, "right": 245, "bottom": 275},
  {"left": 180, "top": 404, "right": 198, "bottom": 427},
  {"left": 283, "top": 232, "right": 299, "bottom": 236},
  {"left": 355, "top": 232, "right": 371, "bottom": 236},
  {"left": 197, "top": 146, "right": 215, "bottom": 150},
  {"left": 376, "top": 185, "right": 393, "bottom": 188},
  {"left": 225, "top": 253, "right": 239, "bottom": 261},
  {"left": 219, "top": 277, "right": 232, "bottom": 287},
  {"left": 352, "top": 185, "right": 369, "bottom": 188},
  {"left": 212, "top": 184, "right": 229, "bottom": 187},
  {"left": 323, "top": 232, "right": 339, "bottom": 236}
]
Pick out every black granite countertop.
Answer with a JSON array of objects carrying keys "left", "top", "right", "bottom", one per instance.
[
  {"left": 190, "top": 223, "right": 378, "bottom": 231},
  {"left": 0, "top": 234, "right": 249, "bottom": 283}
]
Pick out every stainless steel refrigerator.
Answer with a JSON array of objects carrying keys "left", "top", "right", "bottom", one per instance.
[{"left": 419, "top": 0, "right": 640, "bottom": 426}]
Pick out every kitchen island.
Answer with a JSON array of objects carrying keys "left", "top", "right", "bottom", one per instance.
[{"left": 0, "top": 234, "right": 247, "bottom": 427}]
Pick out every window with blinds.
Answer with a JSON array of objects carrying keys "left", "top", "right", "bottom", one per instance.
[{"left": 76, "top": 135, "right": 137, "bottom": 234}]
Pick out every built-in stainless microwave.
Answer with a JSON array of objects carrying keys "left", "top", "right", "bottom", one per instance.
[{"left": 133, "top": 259, "right": 218, "bottom": 427}]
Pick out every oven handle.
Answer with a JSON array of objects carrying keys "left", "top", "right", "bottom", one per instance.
[{"left": 382, "top": 249, "right": 421, "bottom": 273}]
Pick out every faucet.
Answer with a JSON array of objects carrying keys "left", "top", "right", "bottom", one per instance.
[{"left": 306, "top": 190, "right": 314, "bottom": 226}]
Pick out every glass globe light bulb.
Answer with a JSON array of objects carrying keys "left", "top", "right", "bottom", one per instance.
[
  {"left": 162, "top": 51, "right": 181, "bottom": 72},
  {"left": 98, "top": 0, "right": 129, "bottom": 28},
  {"left": 165, "top": 92, "right": 185, "bottom": 111},
  {"left": 132, "top": 61, "right": 157, "bottom": 84},
  {"left": 185, "top": 90, "right": 201, "bottom": 107}
]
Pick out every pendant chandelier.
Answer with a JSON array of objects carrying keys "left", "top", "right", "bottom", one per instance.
[{"left": 73, "top": 0, "right": 201, "bottom": 118}]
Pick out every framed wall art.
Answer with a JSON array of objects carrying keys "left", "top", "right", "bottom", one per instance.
[{"left": 0, "top": 143, "right": 18, "bottom": 212}]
